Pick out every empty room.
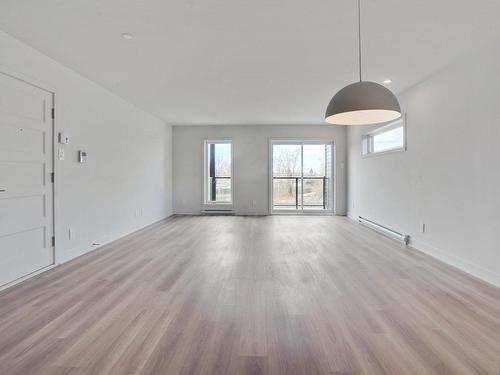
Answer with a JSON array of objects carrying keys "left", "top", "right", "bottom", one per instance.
[{"left": 1, "top": 0, "right": 500, "bottom": 374}]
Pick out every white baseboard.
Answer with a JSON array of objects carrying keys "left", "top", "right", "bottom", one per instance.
[
  {"left": 346, "top": 215, "right": 500, "bottom": 288},
  {"left": 176, "top": 210, "right": 347, "bottom": 217},
  {"left": 0, "top": 214, "right": 173, "bottom": 292},
  {"left": 174, "top": 209, "right": 269, "bottom": 216},
  {"left": 233, "top": 211, "right": 269, "bottom": 216},
  {"left": 347, "top": 211, "right": 357, "bottom": 220},
  {"left": 57, "top": 214, "right": 173, "bottom": 264},
  {"left": 173, "top": 209, "right": 202, "bottom": 215},
  {"left": 6, "top": 213, "right": 498, "bottom": 292},
  {"left": 409, "top": 239, "right": 500, "bottom": 288},
  {"left": 0, "top": 264, "right": 57, "bottom": 292}
]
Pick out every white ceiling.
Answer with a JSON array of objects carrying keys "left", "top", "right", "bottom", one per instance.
[{"left": 0, "top": 0, "right": 499, "bottom": 125}]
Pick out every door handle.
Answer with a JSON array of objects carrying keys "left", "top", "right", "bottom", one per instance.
[{"left": 0, "top": 189, "right": 6, "bottom": 192}]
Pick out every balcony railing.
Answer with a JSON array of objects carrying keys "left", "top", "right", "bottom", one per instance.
[
  {"left": 273, "top": 176, "right": 327, "bottom": 210},
  {"left": 208, "top": 176, "right": 231, "bottom": 202}
]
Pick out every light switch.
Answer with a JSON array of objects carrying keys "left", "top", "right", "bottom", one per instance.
[{"left": 58, "top": 132, "right": 71, "bottom": 144}]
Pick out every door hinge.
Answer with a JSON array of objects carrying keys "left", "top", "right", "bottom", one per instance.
[
  {"left": 51, "top": 172, "right": 55, "bottom": 183},
  {"left": 51, "top": 236, "right": 55, "bottom": 247},
  {"left": 51, "top": 108, "right": 55, "bottom": 119}
]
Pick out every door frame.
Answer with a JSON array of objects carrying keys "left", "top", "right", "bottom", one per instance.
[
  {"left": 268, "top": 138, "right": 336, "bottom": 216},
  {"left": 0, "top": 66, "right": 57, "bottom": 290}
]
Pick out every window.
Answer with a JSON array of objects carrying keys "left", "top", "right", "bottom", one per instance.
[
  {"left": 362, "top": 117, "right": 405, "bottom": 156},
  {"left": 271, "top": 141, "right": 333, "bottom": 212},
  {"left": 204, "top": 141, "right": 232, "bottom": 204}
]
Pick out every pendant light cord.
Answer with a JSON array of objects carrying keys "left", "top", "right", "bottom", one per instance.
[{"left": 358, "top": 0, "right": 362, "bottom": 82}]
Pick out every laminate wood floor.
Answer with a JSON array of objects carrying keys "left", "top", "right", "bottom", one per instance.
[{"left": 1, "top": 215, "right": 500, "bottom": 375}]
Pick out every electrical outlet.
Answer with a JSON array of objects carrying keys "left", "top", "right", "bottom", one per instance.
[
  {"left": 58, "top": 148, "right": 65, "bottom": 161},
  {"left": 420, "top": 222, "right": 426, "bottom": 233},
  {"left": 252, "top": 200, "right": 257, "bottom": 207}
]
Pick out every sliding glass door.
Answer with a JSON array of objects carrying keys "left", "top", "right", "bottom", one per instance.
[
  {"left": 271, "top": 141, "right": 333, "bottom": 213},
  {"left": 272, "top": 143, "right": 302, "bottom": 209}
]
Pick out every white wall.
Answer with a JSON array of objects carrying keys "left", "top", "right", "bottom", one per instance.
[
  {"left": 0, "top": 30, "right": 173, "bottom": 264},
  {"left": 173, "top": 125, "right": 347, "bottom": 215},
  {"left": 347, "top": 43, "right": 500, "bottom": 287}
]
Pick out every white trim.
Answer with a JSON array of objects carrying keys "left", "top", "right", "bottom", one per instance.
[
  {"left": 0, "top": 69, "right": 57, "bottom": 281},
  {"left": 268, "top": 138, "right": 335, "bottom": 216},
  {"left": 202, "top": 140, "right": 234, "bottom": 207},
  {"left": 365, "top": 116, "right": 405, "bottom": 136},
  {"left": 174, "top": 210, "right": 202, "bottom": 215},
  {"left": 272, "top": 210, "right": 334, "bottom": 216},
  {"left": 175, "top": 210, "right": 269, "bottom": 216},
  {"left": 0, "top": 264, "right": 57, "bottom": 292},
  {"left": 331, "top": 141, "right": 338, "bottom": 215},
  {"left": 1, "top": 215, "right": 174, "bottom": 292},
  {"left": 347, "top": 211, "right": 357, "bottom": 220},
  {"left": 362, "top": 146, "right": 406, "bottom": 158},
  {"left": 201, "top": 209, "right": 234, "bottom": 215},
  {"left": 361, "top": 114, "right": 407, "bottom": 158},
  {"left": 233, "top": 211, "right": 269, "bottom": 216},
  {"left": 57, "top": 215, "right": 173, "bottom": 263},
  {"left": 409, "top": 239, "right": 500, "bottom": 288},
  {"left": 346, "top": 215, "right": 500, "bottom": 288}
]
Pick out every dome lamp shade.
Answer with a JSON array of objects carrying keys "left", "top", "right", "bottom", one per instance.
[
  {"left": 324, "top": 0, "right": 401, "bottom": 125},
  {"left": 325, "top": 81, "right": 401, "bottom": 125}
]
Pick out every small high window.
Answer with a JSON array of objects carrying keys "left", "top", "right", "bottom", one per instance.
[{"left": 362, "top": 117, "right": 405, "bottom": 156}]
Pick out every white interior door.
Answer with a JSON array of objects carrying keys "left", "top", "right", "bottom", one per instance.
[{"left": 0, "top": 72, "right": 54, "bottom": 287}]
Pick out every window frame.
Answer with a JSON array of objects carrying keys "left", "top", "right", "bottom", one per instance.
[
  {"left": 268, "top": 138, "right": 336, "bottom": 215},
  {"left": 203, "top": 140, "right": 233, "bottom": 206},
  {"left": 362, "top": 115, "right": 406, "bottom": 158}
]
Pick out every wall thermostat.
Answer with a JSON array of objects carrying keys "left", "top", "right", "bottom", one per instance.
[
  {"left": 78, "top": 150, "right": 87, "bottom": 163},
  {"left": 58, "top": 132, "right": 71, "bottom": 144}
]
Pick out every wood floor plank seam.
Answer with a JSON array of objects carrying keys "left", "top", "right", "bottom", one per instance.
[{"left": 1, "top": 216, "right": 500, "bottom": 374}]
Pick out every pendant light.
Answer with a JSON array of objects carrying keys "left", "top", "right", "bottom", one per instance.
[{"left": 325, "top": 0, "right": 401, "bottom": 125}]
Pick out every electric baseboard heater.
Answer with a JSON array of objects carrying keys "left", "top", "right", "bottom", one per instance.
[
  {"left": 201, "top": 209, "right": 234, "bottom": 215},
  {"left": 358, "top": 216, "right": 409, "bottom": 245}
]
